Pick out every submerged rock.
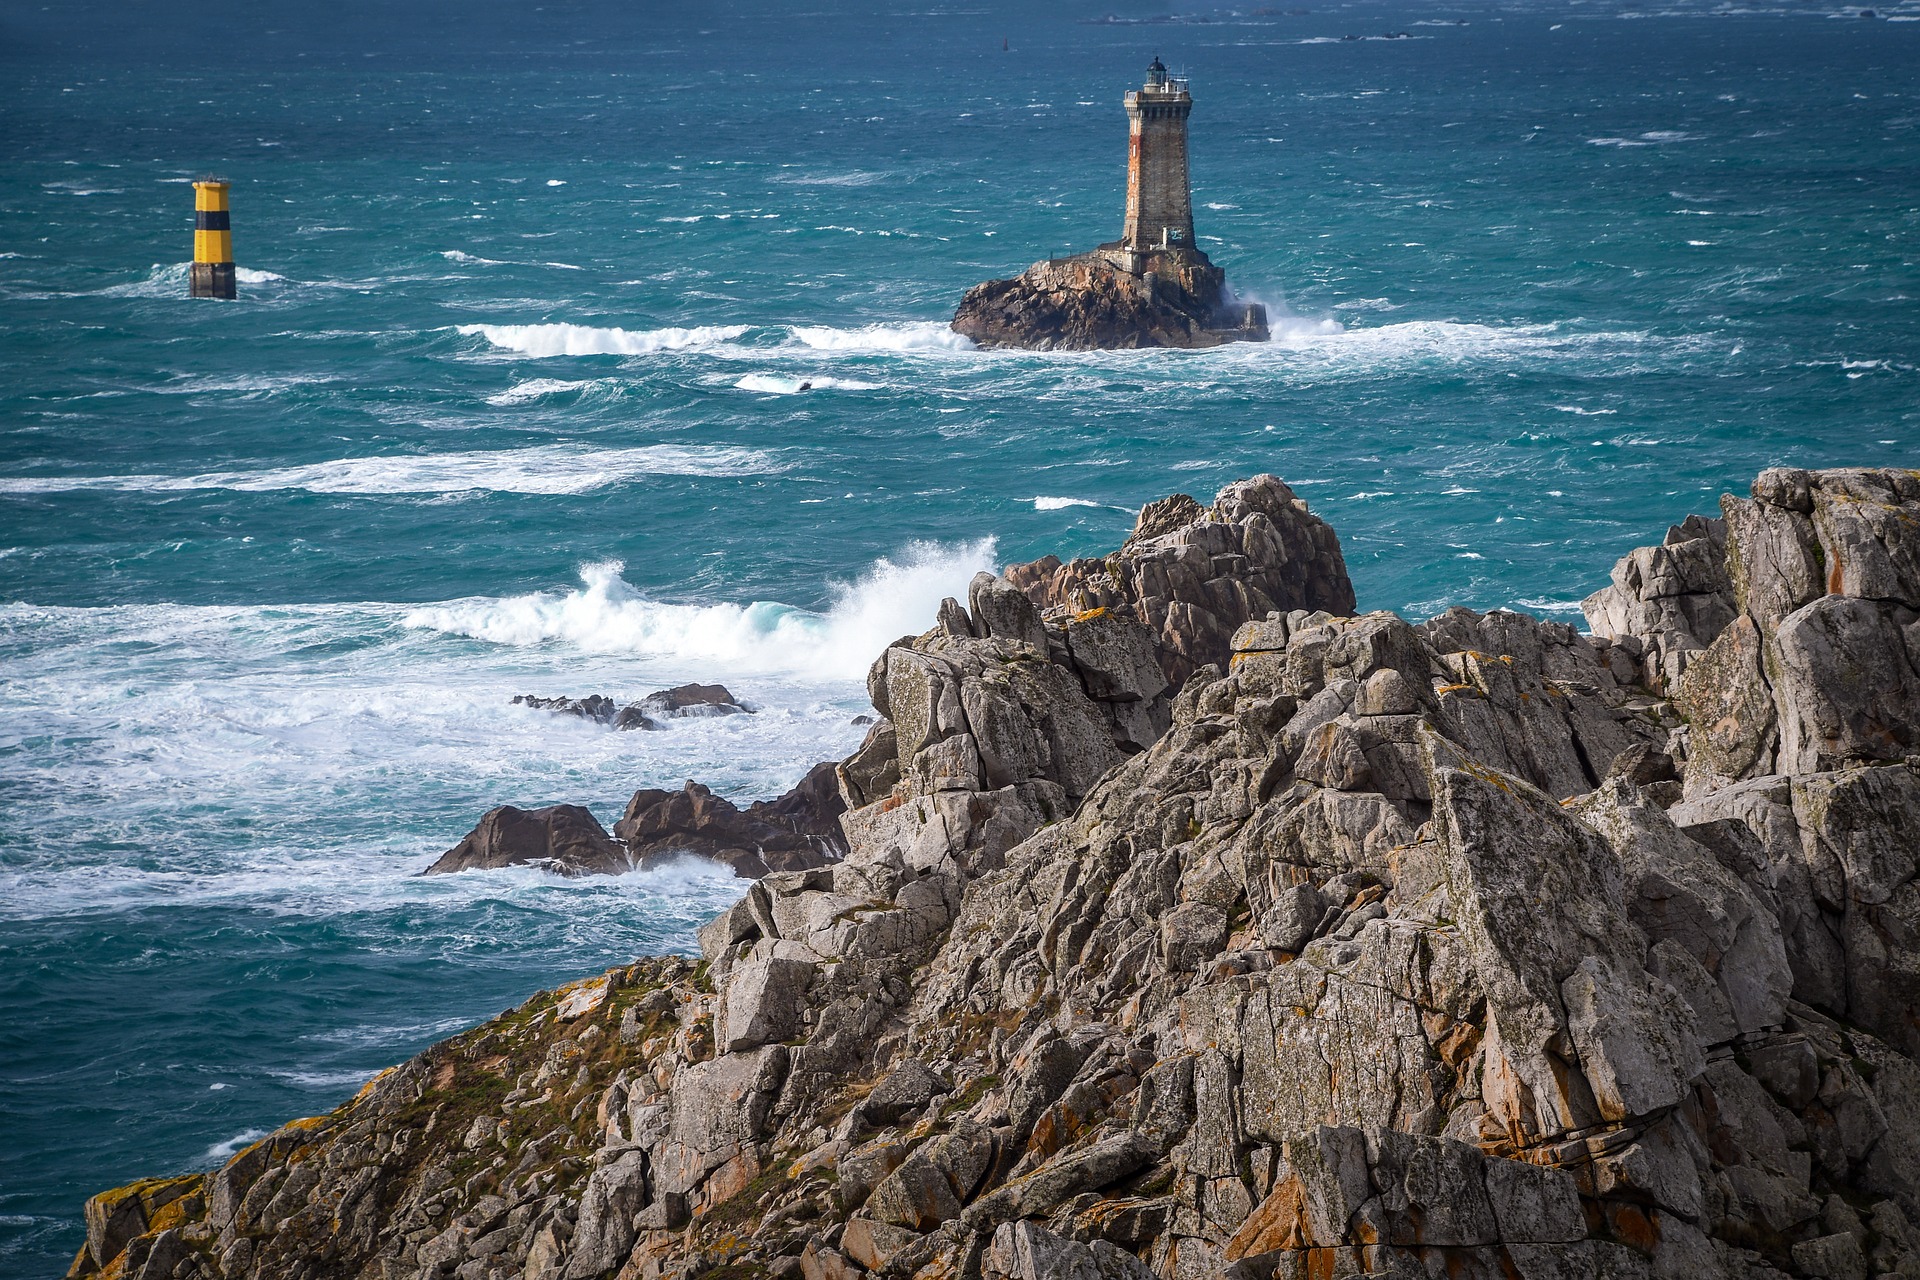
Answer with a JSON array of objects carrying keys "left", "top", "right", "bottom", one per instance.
[
  {"left": 513, "top": 682, "right": 753, "bottom": 731},
  {"left": 76, "top": 467, "right": 1920, "bottom": 1280}
]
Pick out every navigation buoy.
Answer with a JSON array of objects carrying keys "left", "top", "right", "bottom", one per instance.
[{"left": 190, "top": 180, "right": 237, "bottom": 299}]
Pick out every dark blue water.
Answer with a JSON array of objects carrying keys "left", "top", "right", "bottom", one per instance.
[{"left": 3, "top": 0, "right": 1917, "bottom": 1273}]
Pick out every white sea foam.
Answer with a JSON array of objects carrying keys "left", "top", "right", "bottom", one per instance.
[
  {"left": 485, "top": 378, "right": 606, "bottom": 406},
  {"left": 204, "top": 1129, "right": 269, "bottom": 1162},
  {"left": 734, "top": 373, "right": 880, "bottom": 394},
  {"left": 1032, "top": 496, "right": 1103, "bottom": 511},
  {"left": 461, "top": 322, "right": 751, "bottom": 357},
  {"left": 404, "top": 542, "right": 996, "bottom": 681},
  {"left": 274, "top": 1069, "right": 379, "bottom": 1090},
  {"left": 770, "top": 170, "right": 885, "bottom": 187},
  {"left": 786, "top": 322, "right": 976, "bottom": 353},
  {"left": 0, "top": 444, "right": 784, "bottom": 496},
  {"left": 1553, "top": 405, "right": 1619, "bottom": 415},
  {"left": 441, "top": 250, "right": 508, "bottom": 265}
]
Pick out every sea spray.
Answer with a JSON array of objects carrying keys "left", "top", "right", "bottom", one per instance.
[{"left": 403, "top": 539, "right": 997, "bottom": 680}]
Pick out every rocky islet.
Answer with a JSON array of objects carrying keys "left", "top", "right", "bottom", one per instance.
[{"left": 71, "top": 467, "right": 1920, "bottom": 1280}]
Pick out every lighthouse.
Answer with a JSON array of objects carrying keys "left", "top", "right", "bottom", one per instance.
[
  {"left": 1121, "top": 57, "right": 1194, "bottom": 255},
  {"left": 950, "top": 59, "right": 1268, "bottom": 349}
]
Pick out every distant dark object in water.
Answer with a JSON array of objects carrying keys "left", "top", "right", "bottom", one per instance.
[
  {"left": 511, "top": 682, "right": 753, "bottom": 731},
  {"left": 798, "top": 380, "right": 812, "bottom": 391}
]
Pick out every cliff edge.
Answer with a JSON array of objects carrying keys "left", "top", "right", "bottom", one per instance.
[{"left": 70, "top": 467, "right": 1920, "bottom": 1280}]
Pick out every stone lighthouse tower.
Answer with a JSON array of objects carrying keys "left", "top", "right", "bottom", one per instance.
[
  {"left": 1121, "top": 57, "right": 1195, "bottom": 257},
  {"left": 949, "top": 58, "right": 1268, "bottom": 349}
]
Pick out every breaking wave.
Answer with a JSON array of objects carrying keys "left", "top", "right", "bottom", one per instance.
[
  {"left": 404, "top": 542, "right": 996, "bottom": 681},
  {"left": 0, "top": 444, "right": 785, "bottom": 497},
  {"left": 459, "top": 322, "right": 751, "bottom": 357}
]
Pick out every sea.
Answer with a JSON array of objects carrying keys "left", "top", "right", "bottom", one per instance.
[{"left": 0, "top": 0, "right": 1914, "bottom": 1272}]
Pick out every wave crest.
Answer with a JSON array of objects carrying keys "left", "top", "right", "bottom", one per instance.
[
  {"left": 0, "top": 444, "right": 784, "bottom": 497},
  {"left": 403, "top": 542, "right": 996, "bottom": 680},
  {"left": 460, "top": 322, "right": 750, "bottom": 357}
]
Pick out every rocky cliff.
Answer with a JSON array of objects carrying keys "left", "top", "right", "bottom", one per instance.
[
  {"left": 71, "top": 467, "right": 1920, "bottom": 1280},
  {"left": 950, "top": 250, "right": 1267, "bottom": 352}
]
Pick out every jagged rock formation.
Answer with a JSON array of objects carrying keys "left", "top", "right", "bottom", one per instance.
[
  {"left": 422, "top": 803, "right": 633, "bottom": 877},
  {"left": 613, "top": 765, "right": 849, "bottom": 880},
  {"left": 514, "top": 685, "right": 754, "bottom": 733},
  {"left": 73, "top": 468, "right": 1920, "bottom": 1280},
  {"left": 427, "top": 767, "right": 849, "bottom": 880},
  {"left": 950, "top": 251, "right": 1267, "bottom": 352},
  {"left": 1005, "top": 475, "right": 1356, "bottom": 685}
]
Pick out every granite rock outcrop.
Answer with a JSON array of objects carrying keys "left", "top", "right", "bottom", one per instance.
[
  {"left": 950, "top": 251, "right": 1267, "bottom": 352},
  {"left": 422, "top": 803, "right": 634, "bottom": 877},
  {"left": 1005, "top": 474, "right": 1356, "bottom": 685},
  {"left": 614, "top": 765, "right": 849, "bottom": 880},
  {"left": 74, "top": 467, "right": 1920, "bottom": 1280}
]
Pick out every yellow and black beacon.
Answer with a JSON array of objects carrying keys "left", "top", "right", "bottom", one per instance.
[{"left": 190, "top": 179, "right": 237, "bottom": 299}]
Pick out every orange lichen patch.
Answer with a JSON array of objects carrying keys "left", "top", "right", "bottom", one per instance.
[
  {"left": 1070, "top": 607, "right": 1111, "bottom": 623},
  {"left": 1434, "top": 683, "right": 1476, "bottom": 696},
  {"left": 282, "top": 1115, "right": 330, "bottom": 1133},
  {"left": 355, "top": 1067, "right": 396, "bottom": 1101},
  {"left": 1605, "top": 1201, "right": 1660, "bottom": 1253}
]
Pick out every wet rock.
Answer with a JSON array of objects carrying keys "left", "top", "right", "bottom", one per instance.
[
  {"left": 951, "top": 248, "right": 1266, "bottom": 352},
  {"left": 512, "top": 681, "right": 754, "bottom": 731},
  {"left": 613, "top": 765, "right": 847, "bottom": 879},
  {"left": 423, "top": 802, "right": 630, "bottom": 876}
]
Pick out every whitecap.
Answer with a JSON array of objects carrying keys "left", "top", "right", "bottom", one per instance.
[
  {"left": 460, "top": 321, "right": 750, "bottom": 357},
  {"left": 485, "top": 378, "right": 607, "bottom": 406},
  {"left": 404, "top": 543, "right": 996, "bottom": 681},
  {"left": 273, "top": 1069, "right": 380, "bottom": 1090},
  {"left": 441, "top": 250, "right": 508, "bottom": 265},
  {"left": 1032, "top": 496, "right": 1102, "bottom": 511},
  {"left": 785, "top": 322, "right": 976, "bottom": 353},
  {"left": 1552, "top": 405, "right": 1618, "bottom": 415},
  {"left": 733, "top": 373, "right": 880, "bottom": 394},
  {"left": 0, "top": 443, "right": 785, "bottom": 497},
  {"left": 204, "top": 1129, "right": 269, "bottom": 1162},
  {"left": 769, "top": 171, "right": 885, "bottom": 187}
]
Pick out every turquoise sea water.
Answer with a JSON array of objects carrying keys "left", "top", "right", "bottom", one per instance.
[{"left": 2, "top": 0, "right": 1916, "bottom": 1272}]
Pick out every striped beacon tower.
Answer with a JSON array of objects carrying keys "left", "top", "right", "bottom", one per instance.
[{"left": 190, "top": 179, "right": 237, "bottom": 299}]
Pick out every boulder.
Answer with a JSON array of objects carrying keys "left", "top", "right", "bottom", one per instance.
[
  {"left": 422, "top": 803, "right": 630, "bottom": 876},
  {"left": 614, "top": 765, "right": 847, "bottom": 879}
]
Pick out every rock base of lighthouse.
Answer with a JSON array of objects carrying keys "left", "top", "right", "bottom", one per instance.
[{"left": 951, "top": 245, "right": 1267, "bottom": 351}]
